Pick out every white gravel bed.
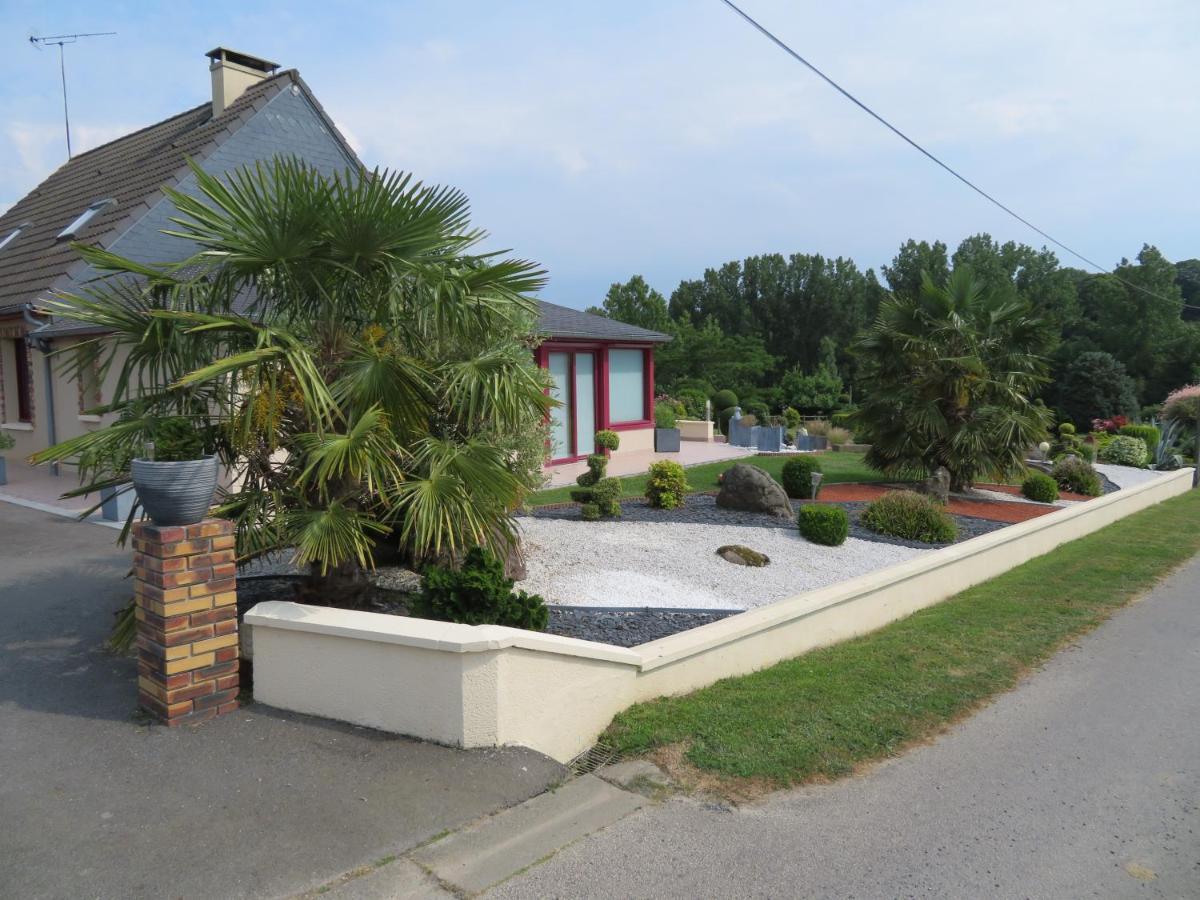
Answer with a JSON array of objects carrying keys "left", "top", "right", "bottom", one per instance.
[
  {"left": 1094, "top": 463, "right": 1172, "bottom": 489},
  {"left": 968, "top": 488, "right": 1076, "bottom": 508},
  {"left": 516, "top": 518, "right": 928, "bottom": 611}
]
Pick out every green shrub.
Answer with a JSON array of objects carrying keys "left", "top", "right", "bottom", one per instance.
[
  {"left": 591, "top": 477, "right": 623, "bottom": 517},
  {"left": 1098, "top": 434, "right": 1148, "bottom": 467},
  {"left": 1118, "top": 424, "right": 1159, "bottom": 455},
  {"left": 0, "top": 431, "right": 14, "bottom": 452},
  {"left": 150, "top": 416, "right": 209, "bottom": 461},
  {"left": 675, "top": 389, "right": 708, "bottom": 419},
  {"left": 1051, "top": 456, "right": 1102, "bottom": 496},
  {"left": 654, "top": 402, "right": 678, "bottom": 430},
  {"left": 574, "top": 450, "right": 620, "bottom": 518},
  {"left": 1058, "top": 422, "right": 1076, "bottom": 436},
  {"left": 580, "top": 502, "right": 600, "bottom": 521},
  {"left": 827, "top": 426, "right": 851, "bottom": 445},
  {"left": 711, "top": 389, "right": 738, "bottom": 411},
  {"left": 781, "top": 456, "right": 823, "bottom": 499},
  {"left": 861, "top": 491, "right": 957, "bottom": 543},
  {"left": 575, "top": 453, "right": 607, "bottom": 487},
  {"left": 645, "top": 460, "right": 690, "bottom": 509},
  {"left": 1021, "top": 472, "right": 1059, "bottom": 503},
  {"left": 718, "top": 405, "right": 738, "bottom": 436},
  {"left": 797, "top": 504, "right": 849, "bottom": 546},
  {"left": 412, "top": 546, "right": 548, "bottom": 631},
  {"left": 595, "top": 430, "right": 620, "bottom": 452},
  {"left": 782, "top": 407, "right": 802, "bottom": 429},
  {"left": 743, "top": 399, "right": 769, "bottom": 421},
  {"left": 830, "top": 410, "right": 855, "bottom": 428}
]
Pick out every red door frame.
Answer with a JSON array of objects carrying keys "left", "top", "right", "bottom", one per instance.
[{"left": 535, "top": 340, "right": 655, "bottom": 465}]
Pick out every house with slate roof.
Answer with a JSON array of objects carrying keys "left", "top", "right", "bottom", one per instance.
[{"left": 0, "top": 48, "right": 668, "bottom": 475}]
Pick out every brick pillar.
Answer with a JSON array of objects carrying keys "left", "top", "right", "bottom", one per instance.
[{"left": 133, "top": 519, "right": 240, "bottom": 726}]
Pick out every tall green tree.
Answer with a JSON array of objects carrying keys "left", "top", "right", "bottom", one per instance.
[
  {"left": 1055, "top": 351, "right": 1139, "bottom": 428},
  {"left": 34, "top": 158, "right": 551, "bottom": 600},
  {"left": 852, "top": 267, "right": 1052, "bottom": 490},
  {"left": 882, "top": 239, "right": 950, "bottom": 299},
  {"left": 586, "top": 274, "right": 671, "bottom": 332}
]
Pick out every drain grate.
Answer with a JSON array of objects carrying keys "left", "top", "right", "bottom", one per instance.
[{"left": 567, "top": 741, "right": 620, "bottom": 777}]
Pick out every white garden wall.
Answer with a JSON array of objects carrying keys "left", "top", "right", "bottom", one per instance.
[{"left": 246, "top": 467, "right": 1193, "bottom": 762}]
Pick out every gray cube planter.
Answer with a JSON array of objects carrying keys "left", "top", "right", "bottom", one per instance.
[
  {"left": 131, "top": 456, "right": 218, "bottom": 526},
  {"left": 655, "top": 428, "right": 681, "bottom": 452},
  {"left": 0, "top": 455, "right": 6, "bottom": 486},
  {"left": 100, "top": 484, "right": 138, "bottom": 522}
]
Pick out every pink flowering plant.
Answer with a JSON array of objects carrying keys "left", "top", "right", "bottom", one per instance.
[{"left": 1162, "top": 385, "right": 1200, "bottom": 487}]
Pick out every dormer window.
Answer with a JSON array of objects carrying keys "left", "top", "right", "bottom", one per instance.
[
  {"left": 58, "top": 199, "right": 115, "bottom": 240},
  {"left": 0, "top": 222, "right": 31, "bottom": 252}
]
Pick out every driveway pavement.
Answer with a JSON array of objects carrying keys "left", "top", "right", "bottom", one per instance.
[
  {"left": 491, "top": 553, "right": 1200, "bottom": 898},
  {"left": 0, "top": 503, "right": 562, "bottom": 900}
]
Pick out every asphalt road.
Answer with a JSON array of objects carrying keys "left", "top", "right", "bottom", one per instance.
[
  {"left": 491, "top": 553, "right": 1200, "bottom": 899},
  {"left": 0, "top": 502, "right": 562, "bottom": 900}
]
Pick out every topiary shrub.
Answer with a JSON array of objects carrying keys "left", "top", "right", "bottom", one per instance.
[
  {"left": 718, "top": 405, "right": 739, "bottom": 437},
  {"left": 590, "top": 477, "right": 623, "bottom": 518},
  {"left": 711, "top": 389, "right": 738, "bottom": 411},
  {"left": 580, "top": 502, "right": 600, "bottom": 521},
  {"left": 1021, "top": 471, "right": 1059, "bottom": 503},
  {"left": 1051, "top": 456, "right": 1102, "bottom": 496},
  {"left": 1058, "top": 422, "right": 1076, "bottom": 436},
  {"left": 412, "top": 546, "right": 548, "bottom": 631},
  {"left": 781, "top": 456, "right": 823, "bottom": 499},
  {"left": 595, "top": 430, "right": 620, "bottom": 453},
  {"left": 797, "top": 504, "right": 849, "bottom": 546},
  {"left": 783, "top": 406, "right": 802, "bottom": 429},
  {"left": 861, "top": 491, "right": 957, "bottom": 543},
  {"left": 654, "top": 402, "right": 678, "bottom": 429},
  {"left": 1098, "top": 434, "right": 1148, "bottom": 467},
  {"left": 574, "top": 442, "right": 622, "bottom": 519},
  {"left": 1117, "top": 424, "right": 1159, "bottom": 456},
  {"left": 743, "top": 399, "right": 769, "bottom": 421},
  {"left": 645, "top": 460, "right": 690, "bottom": 509}
]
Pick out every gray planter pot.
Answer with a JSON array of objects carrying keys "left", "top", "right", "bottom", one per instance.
[
  {"left": 655, "top": 428, "right": 681, "bottom": 452},
  {"left": 131, "top": 456, "right": 218, "bottom": 526}
]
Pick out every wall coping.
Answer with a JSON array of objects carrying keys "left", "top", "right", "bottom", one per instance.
[{"left": 244, "top": 601, "right": 642, "bottom": 665}]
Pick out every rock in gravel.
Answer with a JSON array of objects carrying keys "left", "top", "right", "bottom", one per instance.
[
  {"left": 715, "top": 463, "right": 792, "bottom": 519},
  {"left": 716, "top": 544, "right": 770, "bottom": 567},
  {"left": 919, "top": 466, "right": 951, "bottom": 504}
]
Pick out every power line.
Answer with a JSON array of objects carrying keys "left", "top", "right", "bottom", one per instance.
[{"left": 718, "top": 0, "right": 1200, "bottom": 312}]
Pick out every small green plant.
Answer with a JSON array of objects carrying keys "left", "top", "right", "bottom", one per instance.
[
  {"left": 149, "top": 416, "right": 208, "bottom": 461},
  {"left": 1021, "top": 471, "right": 1059, "bottom": 504},
  {"left": 797, "top": 504, "right": 849, "bottom": 546},
  {"left": 1097, "top": 434, "right": 1148, "bottom": 467},
  {"left": 1117, "top": 424, "right": 1159, "bottom": 456},
  {"left": 1051, "top": 456, "right": 1102, "bottom": 496},
  {"left": 654, "top": 402, "right": 678, "bottom": 430},
  {"left": 580, "top": 502, "right": 600, "bottom": 521},
  {"left": 1058, "top": 422, "right": 1076, "bottom": 436},
  {"left": 645, "top": 460, "right": 690, "bottom": 509},
  {"left": 782, "top": 407, "right": 802, "bottom": 429},
  {"left": 711, "top": 389, "right": 738, "bottom": 411},
  {"left": 861, "top": 491, "right": 957, "bottom": 543},
  {"left": 781, "top": 456, "right": 823, "bottom": 499},
  {"left": 595, "top": 430, "right": 620, "bottom": 453},
  {"left": 0, "top": 431, "right": 14, "bottom": 452},
  {"left": 412, "top": 546, "right": 549, "bottom": 630}
]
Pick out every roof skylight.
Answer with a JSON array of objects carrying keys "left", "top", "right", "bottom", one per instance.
[
  {"left": 58, "top": 199, "right": 115, "bottom": 240},
  {"left": 0, "top": 222, "right": 31, "bottom": 251}
]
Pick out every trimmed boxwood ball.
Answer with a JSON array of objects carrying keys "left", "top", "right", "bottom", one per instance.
[
  {"left": 860, "top": 491, "right": 957, "bottom": 543},
  {"left": 797, "top": 504, "right": 849, "bottom": 546},
  {"left": 595, "top": 429, "right": 620, "bottom": 452},
  {"left": 781, "top": 456, "right": 823, "bottom": 499},
  {"left": 711, "top": 389, "right": 738, "bottom": 411},
  {"left": 645, "top": 460, "right": 690, "bottom": 509},
  {"left": 1021, "top": 471, "right": 1059, "bottom": 504}
]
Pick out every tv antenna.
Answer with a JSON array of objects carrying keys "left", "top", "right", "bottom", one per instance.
[{"left": 29, "top": 31, "right": 117, "bottom": 159}]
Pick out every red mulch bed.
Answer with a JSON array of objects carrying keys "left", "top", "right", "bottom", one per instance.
[{"left": 815, "top": 482, "right": 1082, "bottom": 524}]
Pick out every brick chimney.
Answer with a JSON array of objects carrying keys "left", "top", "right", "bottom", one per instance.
[{"left": 205, "top": 47, "right": 280, "bottom": 117}]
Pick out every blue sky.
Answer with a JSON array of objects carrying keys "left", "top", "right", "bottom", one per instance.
[{"left": 2, "top": 1, "right": 1197, "bottom": 307}]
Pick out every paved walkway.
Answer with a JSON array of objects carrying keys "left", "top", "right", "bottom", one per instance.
[
  {"left": 490, "top": 553, "right": 1200, "bottom": 898},
  {"left": 0, "top": 503, "right": 562, "bottom": 900},
  {"left": 543, "top": 441, "right": 753, "bottom": 487}
]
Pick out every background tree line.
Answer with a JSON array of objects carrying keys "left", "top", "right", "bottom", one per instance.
[{"left": 586, "top": 235, "right": 1200, "bottom": 426}]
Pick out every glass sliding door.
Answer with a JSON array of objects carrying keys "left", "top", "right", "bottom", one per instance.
[
  {"left": 547, "top": 352, "right": 571, "bottom": 460},
  {"left": 574, "top": 353, "right": 596, "bottom": 456}
]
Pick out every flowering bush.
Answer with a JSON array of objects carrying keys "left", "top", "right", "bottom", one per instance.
[
  {"left": 1163, "top": 385, "right": 1200, "bottom": 425},
  {"left": 1091, "top": 414, "right": 1129, "bottom": 434}
]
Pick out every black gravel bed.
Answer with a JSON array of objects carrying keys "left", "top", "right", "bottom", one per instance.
[
  {"left": 234, "top": 576, "right": 735, "bottom": 648},
  {"left": 522, "top": 493, "right": 1008, "bottom": 548},
  {"left": 546, "top": 606, "right": 740, "bottom": 647}
]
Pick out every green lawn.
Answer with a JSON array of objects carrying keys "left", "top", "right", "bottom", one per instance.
[
  {"left": 604, "top": 488, "right": 1200, "bottom": 787},
  {"left": 528, "top": 450, "right": 891, "bottom": 507}
]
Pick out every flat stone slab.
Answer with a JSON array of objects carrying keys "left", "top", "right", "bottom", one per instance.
[
  {"left": 597, "top": 759, "right": 673, "bottom": 793},
  {"left": 411, "top": 774, "right": 645, "bottom": 894},
  {"left": 310, "top": 858, "right": 451, "bottom": 899}
]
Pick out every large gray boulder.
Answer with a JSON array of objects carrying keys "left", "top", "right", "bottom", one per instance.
[{"left": 716, "top": 464, "right": 793, "bottom": 519}]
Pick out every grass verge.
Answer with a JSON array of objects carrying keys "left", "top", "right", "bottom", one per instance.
[
  {"left": 604, "top": 488, "right": 1200, "bottom": 789},
  {"left": 528, "top": 450, "right": 894, "bottom": 507}
]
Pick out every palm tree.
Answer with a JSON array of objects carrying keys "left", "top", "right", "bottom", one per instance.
[
  {"left": 851, "top": 267, "right": 1052, "bottom": 491},
  {"left": 33, "top": 158, "right": 552, "bottom": 601}
]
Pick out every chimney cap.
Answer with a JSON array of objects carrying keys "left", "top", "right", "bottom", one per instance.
[{"left": 205, "top": 47, "right": 280, "bottom": 74}]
